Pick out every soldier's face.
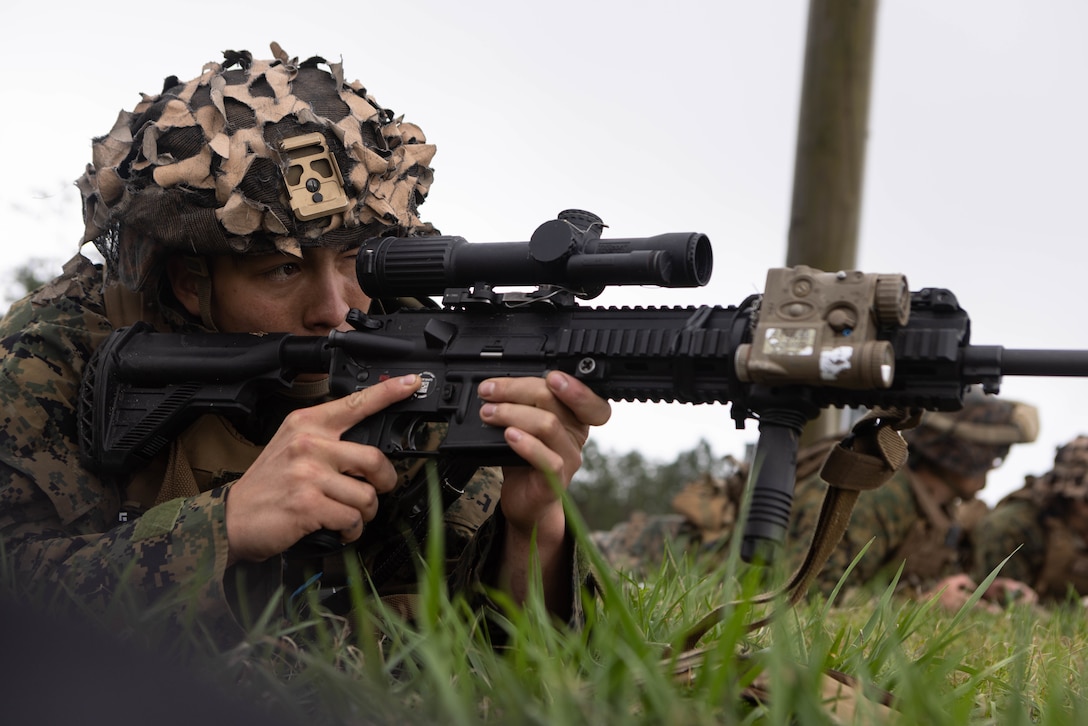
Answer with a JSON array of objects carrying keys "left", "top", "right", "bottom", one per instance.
[
  {"left": 925, "top": 466, "right": 987, "bottom": 503},
  {"left": 947, "top": 471, "right": 987, "bottom": 500},
  {"left": 173, "top": 246, "right": 371, "bottom": 335}
]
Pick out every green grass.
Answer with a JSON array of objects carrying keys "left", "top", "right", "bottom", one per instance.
[{"left": 7, "top": 499, "right": 1088, "bottom": 725}]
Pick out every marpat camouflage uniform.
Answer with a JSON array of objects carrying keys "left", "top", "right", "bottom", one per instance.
[
  {"left": 0, "top": 255, "right": 575, "bottom": 644},
  {"left": 787, "top": 467, "right": 983, "bottom": 596},
  {"left": 589, "top": 512, "right": 691, "bottom": 574},
  {"left": 971, "top": 498, "right": 1048, "bottom": 589},
  {"left": 973, "top": 435, "right": 1088, "bottom": 600},
  {"left": 1, "top": 44, "right": 591, "bottom": 642},
  {"left": 591, "top": 463, "right": 748, "bottom": 574},
  {"left": 787, "top": 391, "right": 1038, "bottom": 598}
]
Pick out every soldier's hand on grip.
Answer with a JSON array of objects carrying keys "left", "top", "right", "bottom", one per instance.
[{"left": 224, "top": 374, "right": 422, "bottom": 564}]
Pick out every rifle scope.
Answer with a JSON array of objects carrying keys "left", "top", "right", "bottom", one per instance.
[{"left": 355, "top": 209, "right": 713, "bottom": 299}]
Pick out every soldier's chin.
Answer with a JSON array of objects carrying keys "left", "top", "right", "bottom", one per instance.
[{"left": 957, "top": 480, "right": 986, "bottom": 499}]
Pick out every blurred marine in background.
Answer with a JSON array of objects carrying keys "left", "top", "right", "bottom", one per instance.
[
  {"left": 787, "top": 391, "right": 1040, "bottom": 610},
  {"left": 590, "top": 458, "right": 748, "bottom": 575},
  {"left": 973, "top": 435, "right": 1088, "bottom": 603}
]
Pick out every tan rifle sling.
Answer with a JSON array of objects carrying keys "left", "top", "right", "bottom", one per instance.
[{"left": 669, "top": 407, "right": 920, "bottom": 654}]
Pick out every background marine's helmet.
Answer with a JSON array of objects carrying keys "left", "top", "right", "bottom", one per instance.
[
  {"left": 904, "top": 391, "right": 1040, "bottom": 477},
  {"left": 77, "top": 42, "right": 436, "bottom": 291},
  {"left": 1025, "top": 435, "right": 1088, "bottom": 506}
]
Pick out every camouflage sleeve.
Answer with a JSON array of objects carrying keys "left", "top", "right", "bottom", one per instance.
[
  {"left": 310, "top": 460, "right": 591, "bottom": 634},
  {"left": 0, "top": 256, "right": 241, "bottom": 640},
  {"left": 448, "top": 503, "right": 595, "bottom": 631},
  {"left": 788, "top": 470, "right": 918, "bottom": 594},
  {"left": 1, "top": 466, "right": 239, "bottom": 637},
  {"left": 444, "top": 465, "right": 594, "bottom": 630},
  {"left": 971, "top": 498, "right": 1046, "bottom": 585}
]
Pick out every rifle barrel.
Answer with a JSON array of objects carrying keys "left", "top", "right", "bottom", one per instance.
[{"left": 1000, "top": 349, "right": 1088, "bottom": 377}]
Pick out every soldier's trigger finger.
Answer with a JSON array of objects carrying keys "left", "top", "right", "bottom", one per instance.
[{"left": 325, "top": 374, "right": 422, "bottom": 429}]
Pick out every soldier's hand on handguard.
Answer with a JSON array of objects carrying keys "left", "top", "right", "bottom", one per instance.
[
  {"left": 223, "top": 374, "right": 423, "bottom": 565},
  {"left": 477, "top": 371, "right": 612, "bottom": 537}
]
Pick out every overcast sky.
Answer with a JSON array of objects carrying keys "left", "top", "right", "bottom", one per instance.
[{"left": 2, "top": 1, "right": 1086, "bottom": 504}]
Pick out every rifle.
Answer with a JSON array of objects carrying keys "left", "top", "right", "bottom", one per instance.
[{"left": 77, "top": 210, "right": 1088, "bottom": 562}]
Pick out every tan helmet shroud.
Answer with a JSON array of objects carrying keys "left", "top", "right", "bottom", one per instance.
[
  {"left": 77, "top": 42, "right": 437, "bottom": 293},
  {"left": 904, "top": 391, "right": 1040, "bottom": 477},
  {"left": 916, "top": 400, "right": 1040, "bottom": 446}
]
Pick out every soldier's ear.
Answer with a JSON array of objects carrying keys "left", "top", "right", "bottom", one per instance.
[{"left": 166, "top": 256, "right": 206, "bottom": 318}]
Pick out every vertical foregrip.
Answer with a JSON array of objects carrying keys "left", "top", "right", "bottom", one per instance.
[{"left": 740, "top": 411, "right": 807, "bottom": 565}]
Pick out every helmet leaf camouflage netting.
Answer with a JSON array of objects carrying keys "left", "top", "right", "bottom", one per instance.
[
  {"left": 1026, "top": 435, "right": 1088, "bottom": 506},
  {"left": 77, "top": 41, "right": 436, "bottom": 291}
]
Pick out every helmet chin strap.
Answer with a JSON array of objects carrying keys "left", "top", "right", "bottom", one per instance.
[
  {"left": 198, "top": 277, "right": 217, "bottom": 332},
  {"left": 182, "top": 257, "right": 218, "bottom": 332}
]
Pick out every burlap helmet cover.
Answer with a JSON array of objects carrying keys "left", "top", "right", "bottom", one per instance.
[
  {"left": 1027, "top": 435, "right": 1088, "bottom": 505},
  {"left": 904, "top": 391, "right": 1040, "bottom": 477},
  {"left": 77, "top": 42, "right": 436, "bottom": 290}
]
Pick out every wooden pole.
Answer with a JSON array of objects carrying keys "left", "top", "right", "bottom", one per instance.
[{"left": 787, "top": 0, "right": 879, "bottom": 441}]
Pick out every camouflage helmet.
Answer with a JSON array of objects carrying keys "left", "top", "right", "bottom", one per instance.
[
  {"left": 904, "top": 390, "right": 1039, "bottom": 477},
  {"left": 1026, "top": 435, "right": 1088, "bottom": 506},
  {"left": 77, "top": 42, "right": 436, "bottom": 291}
]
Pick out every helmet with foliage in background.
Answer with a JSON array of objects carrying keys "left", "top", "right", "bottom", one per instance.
[
  {"left": 77, "top": 41, "right": 436, "bottom": 296},
  {"left": 1024, "top": 435, "right": 1088, "bottom": 509},
  {"left": 904, "top": 390, "right": 1039, "bottom": 477}
]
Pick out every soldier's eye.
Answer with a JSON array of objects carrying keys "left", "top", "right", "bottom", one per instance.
[{"left": 265, "top": 263, "right": 302, "bottom": 282}]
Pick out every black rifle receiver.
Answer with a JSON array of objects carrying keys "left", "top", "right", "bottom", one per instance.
[{"left": 78, "top": 210, "right": 1088, "bottom": 562}]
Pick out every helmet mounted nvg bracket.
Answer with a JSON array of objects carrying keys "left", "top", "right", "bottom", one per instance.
[{"left": 280, "top": 132, "right": 351, "bottom": 222}]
